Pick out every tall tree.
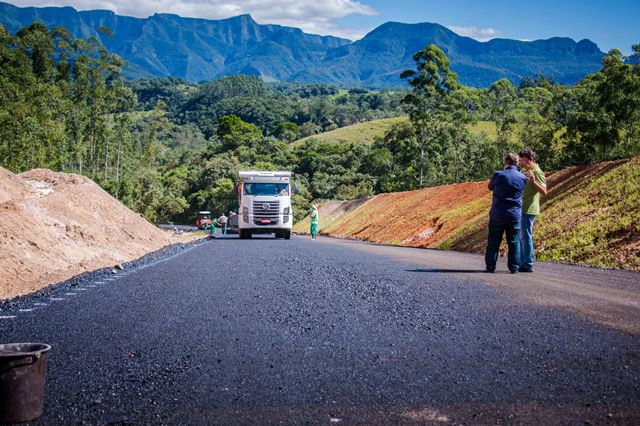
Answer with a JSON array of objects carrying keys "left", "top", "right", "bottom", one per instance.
[{"left": 400, "top": 44, "right": 461, "bottom": 187}]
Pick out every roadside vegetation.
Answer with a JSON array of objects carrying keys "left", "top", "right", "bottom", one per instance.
[{"left": 0, "top": 22, "right": 639, "bottom": 231}]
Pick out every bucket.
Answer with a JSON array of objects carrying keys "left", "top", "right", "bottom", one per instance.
[{"left": 0, "top": 343, "right": 51, "bottom": 424}]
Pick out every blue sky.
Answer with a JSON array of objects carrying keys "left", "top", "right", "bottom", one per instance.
[
  {"left": 340, "top": 0, "right": 638, "bottom": 53},
  {"left": 7, "top": 0, "right": 639, "bottom": 53}
]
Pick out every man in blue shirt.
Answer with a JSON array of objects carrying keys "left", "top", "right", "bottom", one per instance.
[{"left": 485, "top": 153, "right": 527, "bottom": 273}]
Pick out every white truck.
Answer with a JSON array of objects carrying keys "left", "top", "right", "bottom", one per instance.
[{"left": 237, "top": 170, "right": 294, "bottom": 239}]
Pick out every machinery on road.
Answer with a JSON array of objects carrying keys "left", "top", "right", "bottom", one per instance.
[
  {"left": 237, "top": 170, "right": 294, "bottom": 239},
  {"left": 195, "top": 211, "right": 212, "bottom": 230}
]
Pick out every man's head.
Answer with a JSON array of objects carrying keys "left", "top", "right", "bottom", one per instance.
[
  {"left": 504, "top": 153, "right": 519, "bottom": 168},
  {"left": 519, "top": 148, "right": 537, "bottom": 169}
]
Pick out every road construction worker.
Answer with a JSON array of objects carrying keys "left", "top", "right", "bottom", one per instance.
[
  {"left": 218, "top": 213, "right": 228, "bottom": 234},
  {"left": 310, "top": 204, "right": 319, "bottom": 240},
  {"left": 208, "top": 218, "right": 220, "bottom": 238}
]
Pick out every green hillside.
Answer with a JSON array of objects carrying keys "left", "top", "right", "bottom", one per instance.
[
  {"left": 295, "top": 117, "right": 497, "bottom": 146},
  {"left": 294, "top": 117, "right": 408, "bottom": 146}
]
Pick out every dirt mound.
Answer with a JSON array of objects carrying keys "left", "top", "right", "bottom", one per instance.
[{"left": 0, "top": 167, "right": 183, "bottom": 299}]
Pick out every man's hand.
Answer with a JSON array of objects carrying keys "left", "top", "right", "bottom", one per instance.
[{"left": 524, "top": 170, "right": 547, "bottom": 195}]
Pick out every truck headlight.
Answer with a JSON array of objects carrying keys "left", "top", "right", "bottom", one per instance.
[
  {"left": 283, "top": 207, "right": 290, "bottom": 223},
  {"left": 242, "top": 207, "right": 249, "bottom": 222}
]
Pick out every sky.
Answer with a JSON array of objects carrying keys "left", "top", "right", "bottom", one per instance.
[{"left": 5, "top": 0, "right": 639, "bottom": 53}]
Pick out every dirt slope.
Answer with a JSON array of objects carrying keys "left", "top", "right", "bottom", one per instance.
[
  {"left": 0, "top": 167, "right": 187, "bottom": 299},
  {"left": 294, "top": 157, "right": 640, "bottom": 269}
]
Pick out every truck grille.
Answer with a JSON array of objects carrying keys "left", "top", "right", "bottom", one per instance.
[{"left": 253, "top": 201, "right": 280, "bottom": 225}]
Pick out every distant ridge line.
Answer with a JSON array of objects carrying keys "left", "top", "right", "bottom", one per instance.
[{"left": 0, "top": 2, "right": 605, "bottom": 87}]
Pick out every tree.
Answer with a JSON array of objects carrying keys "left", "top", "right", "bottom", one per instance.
[
  {"left": 371, "top": 123, "right": 420, "bottom": 191},
  {"left": 400, "top": 44, "right": 462, "bottom": 187},
  {"left": 274, "top": 121, "right": 300, "bottom": 143},
  {"left": 564, "top": 47, "right": 640, "bottom": 163},
  {"left": 518, "top": 86, "right": 560, "bottom": 169},
  {"left": 399, "top": 44, "right": 484, "bottom": 187},
  {"left": 217, "top": 115, "right": 263, "bottom": 151},
  {"left": 487, "top": 78, "right": 518, "bottom": 155}
]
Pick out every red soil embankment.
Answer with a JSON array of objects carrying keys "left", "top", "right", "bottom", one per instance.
[
  {"left": 330, "top": 182, "right": 491, "bottom": 248},
  {"left": 0, "top": 167, "right": 189, "bottom": 299},
  {"left": 295, "top": 158, "right": 640, "bottom": 269}
]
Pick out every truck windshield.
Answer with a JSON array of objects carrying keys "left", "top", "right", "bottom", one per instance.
[{"left": 243, "top": 183, "right": 289, "bottom": 196}]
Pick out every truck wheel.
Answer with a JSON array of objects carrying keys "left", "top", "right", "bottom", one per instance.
[
  {"left": 284, "top": 230, "right": 291, "bottom": 240},
  {"left": 275, "top": 231, "right": 283, "bottom": 239},
  {"left": 240, "top": 230, "right": 250, "bottom": 239}
]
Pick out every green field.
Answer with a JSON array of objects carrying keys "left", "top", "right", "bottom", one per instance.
[
  {"left": 294, "top": 116, "right": 408, "bottom": 146},
  {"left": 294, "top": 117, "right": 497, "bottom": 146}
]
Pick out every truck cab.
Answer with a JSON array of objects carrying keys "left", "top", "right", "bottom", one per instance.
[{"left": 237, "top": 171, "right": 293, "bottom": 239}]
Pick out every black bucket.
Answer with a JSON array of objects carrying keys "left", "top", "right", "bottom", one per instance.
[{"left": 0, "top": 343, "right": 51, "bottom": 424}]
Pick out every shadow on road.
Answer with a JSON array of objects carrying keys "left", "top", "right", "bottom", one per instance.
[
  {"left": 207, "top": 235, "right": 289, "bottom": 241},
  {"left": 407, "top": 268, "right": 509, "bottom": 274}
]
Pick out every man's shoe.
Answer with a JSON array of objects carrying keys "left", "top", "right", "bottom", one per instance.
[
  {"left": 484, "top": 267, "right": 495, "bottom": 273},
  {"left": 520, "top": 267, "right": 534, "bottom": 273},
  {"left": 510, "top": 269, "right": 519, "bottom": 274}
]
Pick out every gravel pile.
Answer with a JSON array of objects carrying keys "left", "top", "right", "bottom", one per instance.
[{"left": 0, "top": 166, "right": 193, "bottom": 299}]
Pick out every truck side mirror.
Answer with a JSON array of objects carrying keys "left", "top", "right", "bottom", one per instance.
[{"left": 293, "top": 183, "right": 299, "bottom": 195}]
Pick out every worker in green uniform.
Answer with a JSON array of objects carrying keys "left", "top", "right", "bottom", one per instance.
[
  {"left": 208, "top": 218, "right": 220, "bottom": 238},
  {"left": 310, "top": 204, "right": 319, "bottom": 240}
]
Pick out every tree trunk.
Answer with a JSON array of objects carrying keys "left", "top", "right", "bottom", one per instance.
[
  {"left": 90, "top": 130, "right": 96, "bottom": 178},
  {"left": 419, "top": 128, "right": 425, "bottom": 188},
  {"left": 420, "top": 144, "right": 424, "bottom": 188},
  {"left": 115, "top": 137, "right": 122, "bottom": 198},
  {"left": 104, "top": 137, "right": 109, "bottom": 181}
]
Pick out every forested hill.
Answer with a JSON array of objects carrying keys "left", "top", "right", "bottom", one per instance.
[
  {"left": 0, "top": 2, "right": 349, "bottom": 83},
  {"left": 0, "top": 2, "right": 604, "bottom": 87}
]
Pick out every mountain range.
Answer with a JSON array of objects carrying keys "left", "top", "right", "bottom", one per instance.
[{"left": 0, "top": 2, "right": 606, "bottom": 87}]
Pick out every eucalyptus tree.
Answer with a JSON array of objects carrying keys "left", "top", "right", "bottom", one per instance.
[
  {"left": 400, "top": 44, "right": 482, "bottom": 186},
  {"left": 400, "top": 44, "right": 460, "bottom": 187}
]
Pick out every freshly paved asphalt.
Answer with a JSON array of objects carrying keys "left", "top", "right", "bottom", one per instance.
[{"left": 1, "top": 235, "right": 639, "bottom": 425}]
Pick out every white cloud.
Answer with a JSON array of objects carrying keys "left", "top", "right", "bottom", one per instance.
[
  {"left": 447, "top": 25, "right": 500, "bottom": 42},
  {"left": 7, "top": 0, "right": 377, "bottom": 40}
]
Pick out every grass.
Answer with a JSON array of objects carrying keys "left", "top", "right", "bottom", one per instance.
[
  {"left": 294, "top": 116, "right": 408, "bottom": 146},
  {"left": 294, "top": 117, "right": 498, "bottom": 146},
  {"left": 534, "top": 158, "right": 640, "bottom": 268}
]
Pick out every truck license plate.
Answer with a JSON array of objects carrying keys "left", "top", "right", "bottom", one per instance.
[{"left": 260, "top": 219, "right": 271, "bottom": 224}]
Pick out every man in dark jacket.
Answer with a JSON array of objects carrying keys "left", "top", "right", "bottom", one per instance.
[{"left": 485, "top": 153, "right": 527, "bottom": 273}]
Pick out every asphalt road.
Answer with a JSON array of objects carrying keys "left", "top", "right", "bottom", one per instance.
[{"left": 1, "top": 235, "right": 639, "bottom": 425}]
